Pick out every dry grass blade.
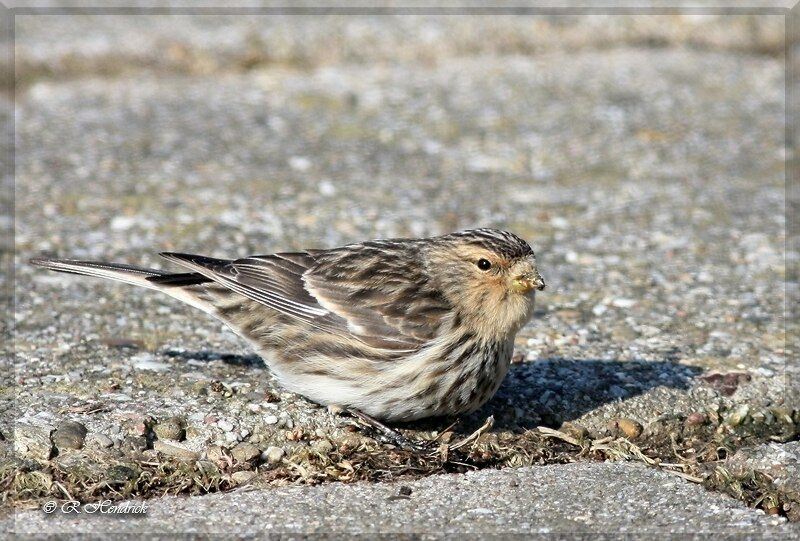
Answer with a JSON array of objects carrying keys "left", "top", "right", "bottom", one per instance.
[
  {"left": 448, "top": 415, "right": 494, "bottom": 452},
  {"left": 536, "top": 426, "right": 582, "bottom": 447}
]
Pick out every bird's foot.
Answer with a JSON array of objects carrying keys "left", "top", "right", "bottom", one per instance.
[{"left": 346, "top": 408, "right": 433, "bottom": 452}]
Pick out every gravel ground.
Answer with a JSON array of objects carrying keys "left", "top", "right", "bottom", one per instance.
[
  {"left": 5, "top": 7, "right": 798, "bottom": 535},
  {"left": 4, "top": 462, "right": 798, "bottom": 536}
]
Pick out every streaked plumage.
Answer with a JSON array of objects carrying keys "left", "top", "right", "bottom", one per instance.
[{"left": 30, "top": 228, "right": 544, "bottom": 421}]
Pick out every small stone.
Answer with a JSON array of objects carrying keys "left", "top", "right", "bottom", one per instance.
[
  {"left": 559, "top": 422, "right": 589, "bottom": 440},
  {"left": 231, "top": 442, "right": 261, "bottom": 464},
  {"left": 154, "top": 416, "right": 186, "bottom": 441},
  {"left": 261, "top": 446, "right": 285, "bottom": 465},
  {"left": 205, "top": 445, "right": 230, "bottom": 465},
  {"left": 510, "top": 350, "right": 525, "bottom": 365},
  {"left": 398, "top": 485, "right": 412, "bottom": 496},
  {"left": 555, "top": 309, "right": 581, "bottom": 322},
  {"left": 131, "top": 352, "right": 170, "bottom": 372},
  {"left": 153, "top": 440, "right": 199, "bottom": 461},
  {"left": 263, "top": 390, "right": 281, "bottom": 403},
  {"left": 638, "top": 325, "right": 661, "bottom": 337},
  {"left": 285, "top": 428, "right": 305, "bottom": 441},
  {"left": 128, "top": 414, "right": 155, "bottom": 437},
  {"left": 107, "top": 464, "right": 139, "bottom": 482},
  {"left": 121, "top": 436, "right": 148, "bottom": 453},
  {"left": 264, "top": 415, "right": 279, "bottom": 425},
  {"left": 685, "top": 412, "right": 708, "bottom": 427},
  {"left": 14, "top": 423, "right": 54, "bottom": 461},
  {"left": 611, "top": 298, "right": 636, "bottom": 308},
  {"left": 327, "top": 404, "right": 344, "bottom": 416},
  {"left": 611, "top": 326, "right": 637, "bottom": 341},
  {"left": 312, "top": 439, "right": 334, "bottom": 454},
  {"left": 52, "top": 421, "right": 88, "bottom": 451},
  {"left": 87, "top": 433, "right": 114, "bottom": 448},
  {"left": 217, "top": 419, "right": 235, "bottom": 432},
  {"left": 726, "top": 404, "right": 750, "bottom": 427},
  {"left": 231, "top": 471, "right": 256, "bottom": 485},
  {"left": 102, "top": 338, "right": 144, "bottom": 349},
  {"left": 616, "top": 418, "right": 643, "bottom": 439}
]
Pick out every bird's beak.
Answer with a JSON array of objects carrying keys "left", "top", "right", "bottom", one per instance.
[{"left": 511, "top": 269, "right": 545, "bottom": 294}]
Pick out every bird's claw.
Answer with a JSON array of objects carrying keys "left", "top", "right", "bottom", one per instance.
[{"left": 346, "top": 408, "right": 433, "bottom": 453}]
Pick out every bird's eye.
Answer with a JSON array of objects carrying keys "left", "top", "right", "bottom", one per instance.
[{"left": 477, "top": 258, "right": 492, "bottom": 271}]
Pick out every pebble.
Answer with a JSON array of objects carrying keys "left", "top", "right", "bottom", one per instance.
[
  {"left": 616, "top": 418, "right": 643, "bottom": 440},
  {"left": 217, "top": 419, "right": 235, "bottom": 432},
  {"left": 87, "top": 433, "right": 114, "bottom": 448},
  {"left": 107, "top": 464, "right": 139, "bottom": 482},
  {"left": 154, "top": 416, "right": 186, "bottom": 441},
  {"left": 261, "top": 446, "right": 285, "bottom": 465},
  {"left": 14, "top": 423, "right": 54, "bottom": 460},
  {"left": 231, "top": 471, "right": 257, "bottom": 485},
  {"left": 312, "top": 439, "right": 334, "bottom": 454},
  {"left": 231, "top": 442, "right": 261, "bottom": 464},
  {"left": 205, "top": 445, "right": 229, "bottom": 464},
  {"left": 559, "top": 422, "right": 589, "bottom": 440},
  {"left": 130, "top": 352, "right": 170, "bottom": 372},
  {"left": 121, "top": 436, "right": 148, "bottom": 453},
  {"left": 52, "top": 421, "right": 88, "bottom": 450},
  {"left": 327, "top": 405, "right": 345, "bottom": 416},
  {"left": 153, "top": 440, "right": 200, "bottom": 461},
  {"left": 685, "top": 412, "right": 708, "bottom": 427},
  {"left": 264, "top": 415, "right": 279, "bottom": 425},
  {"left": 726, "top": 405, "right": 750, "bottom": 427}
]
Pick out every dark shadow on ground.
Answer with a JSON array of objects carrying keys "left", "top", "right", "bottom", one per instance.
[
  {"left": 163, "top": 349, "right": 266, "bottom": 368},
  {"left": 467, "top": 358, "right": 703, "bottom": 432},
  {"left": 159, "top": 350, "right": 703, "bottom": 434},
  {"left": 406, "top": 358, "right": 704, "bottom": 433}
]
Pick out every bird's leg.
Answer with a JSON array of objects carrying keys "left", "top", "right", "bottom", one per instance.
[
  {"left": 346, "top": 408, "right": 431, "bottom": 452},
  {"left": 435, "top": 417, "right": 462, "bottom": 441}
]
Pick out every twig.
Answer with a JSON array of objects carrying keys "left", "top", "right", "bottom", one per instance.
[
  {"left": 55, "top": 481, "right": 74, "bottom": 501},
  {"left": 664, "top": 469, "right": 704, "bottom": 484},
  {"left": 449, "top": 415, "right": 494, "bottom": 451},
  {"left": 536, "top": 426, "right": 582, "bottom": 447}
]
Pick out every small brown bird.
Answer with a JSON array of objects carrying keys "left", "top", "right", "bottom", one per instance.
[{"left": 31, "top": 228, "right": 544, "bottom": 422}]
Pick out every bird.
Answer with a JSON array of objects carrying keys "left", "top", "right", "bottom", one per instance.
[{"left": 30, "top": 228, "right": 545, "bottom": 424}]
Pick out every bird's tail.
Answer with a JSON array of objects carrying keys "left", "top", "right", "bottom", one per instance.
[
  {"left": 29, "top": 257, "right": 218, "bottom": 313},
  {"left": 29, "top": 258, "right": 172, "bottom": 290}
]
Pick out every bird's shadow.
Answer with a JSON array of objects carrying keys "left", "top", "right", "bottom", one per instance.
[
  {"left": 163, "top": 349, "right": 266, "bottom": 368},
  {"left": 162, "top": 349, "right": 702, "bottom": 433},
  {"left": 458, "top": 358, "right": 703, "bottom": 433}
]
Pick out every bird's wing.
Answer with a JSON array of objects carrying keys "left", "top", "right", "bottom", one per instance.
[
  {"left": 302, "top": 243, "right": 451, "bottom": 350},
  {"left": 160, "top": 246, "right": 450, "bottom": 351}
]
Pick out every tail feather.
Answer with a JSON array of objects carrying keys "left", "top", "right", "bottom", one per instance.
[
  {"left": 29, "top": 258, "right": 168, "bottom": 290},
  {"left": 30, "top": 257, "right": 223, "bottom": 314}
]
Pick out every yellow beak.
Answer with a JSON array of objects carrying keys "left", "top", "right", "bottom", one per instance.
[{"left": 511, "top": 271, "right": 545, "bottom": 294}]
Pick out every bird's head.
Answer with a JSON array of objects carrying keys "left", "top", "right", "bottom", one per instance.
[{"left": 424, "top": 228, "right": 544, "bottom": 341}]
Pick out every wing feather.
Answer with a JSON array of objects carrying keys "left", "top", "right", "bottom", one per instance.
[{"left": 160, "top": 242, "right": 450, "bottom": 351}]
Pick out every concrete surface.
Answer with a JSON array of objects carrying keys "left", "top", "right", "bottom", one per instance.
[
  {"left": 4, "top": 4, "right": 798, "bottom": 536},
  {"left": 4, "top": 462, "right": 797, "bottom": 536}
]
